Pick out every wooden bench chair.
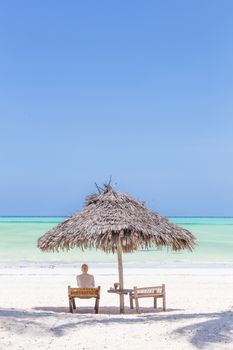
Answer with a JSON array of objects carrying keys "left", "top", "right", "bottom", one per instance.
[
  {"left": 129, "top": 284, "right": 166, "bottom": 313},
  {"left": 68, "top": 286, "right": 101, "bottom": 313}
]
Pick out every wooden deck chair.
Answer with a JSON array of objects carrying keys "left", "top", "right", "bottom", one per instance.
[
  {"left": 129, "top": 284, "right": 166, "bottom": 313},
  {"left": 68, "top": 286, "right": 101, "bottom": 313}
]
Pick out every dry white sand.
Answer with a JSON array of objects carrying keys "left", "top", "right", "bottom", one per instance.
[{"left": 0, "top": 264, "right": 233, "bottom": 350}]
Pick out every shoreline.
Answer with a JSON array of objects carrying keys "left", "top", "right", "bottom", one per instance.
[{"left": 1, "top": 260, "right": 233, "bottom": 269}]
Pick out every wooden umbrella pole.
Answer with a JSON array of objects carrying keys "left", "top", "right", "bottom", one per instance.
[{"left": 117, "top": 236, "right": 124, "bottom": 313}]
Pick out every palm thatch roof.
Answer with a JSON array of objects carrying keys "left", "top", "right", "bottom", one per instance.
[{"left": 38, "top": 184, "right": 195, "bottom": 253}]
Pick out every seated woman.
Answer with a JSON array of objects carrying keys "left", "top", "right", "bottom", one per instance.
[{"left": 76, "top": 263, "right": 95, "bottom": 288}]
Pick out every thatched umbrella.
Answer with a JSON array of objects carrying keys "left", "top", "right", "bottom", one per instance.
[{"left": 38, "top": 184, "right": 195, "bottom": 313}]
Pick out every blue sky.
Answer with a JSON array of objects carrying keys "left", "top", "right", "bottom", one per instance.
[{"left": 0, "top": 0, "right": 233, "bottom": 216}]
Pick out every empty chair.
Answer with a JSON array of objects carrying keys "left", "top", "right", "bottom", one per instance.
[{"left": 129, "top": 284, "right": 166, "bottom": 313}]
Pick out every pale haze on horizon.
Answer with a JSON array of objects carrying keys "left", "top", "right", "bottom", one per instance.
[{"left": 0, "top": 1, "right": 233, "bottom": 216}]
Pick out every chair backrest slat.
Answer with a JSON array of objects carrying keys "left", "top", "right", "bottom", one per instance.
[
  {"left": 135, "top": 287, "right": 162, "bottom": 294},
  {"left": 133, "top": 285, "right": 165, "bottom": 296},
  {"left": 68, "top": 286, "right": 100, "bottom": 298}
]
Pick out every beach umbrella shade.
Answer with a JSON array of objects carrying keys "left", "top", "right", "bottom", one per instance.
[{"left": 38, "top": 184, "right": 196, "bottom": 313}]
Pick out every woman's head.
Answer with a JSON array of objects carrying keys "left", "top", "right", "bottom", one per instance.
[{"left": 81, "top": 263, "right": 88, "bottom": 273}]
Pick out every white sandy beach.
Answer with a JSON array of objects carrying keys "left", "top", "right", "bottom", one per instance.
[{"left": 0, "top": 264, "right": 233, "bottom": 350}]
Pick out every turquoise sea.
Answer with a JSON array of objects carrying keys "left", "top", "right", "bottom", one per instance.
[{"left": 0, "top": 217, "right": 233, "bottom": 264}]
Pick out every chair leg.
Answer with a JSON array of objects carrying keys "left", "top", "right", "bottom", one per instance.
[
  {"left": 154, "top": 297, "right": 157, "bottom": 309},
  {"left": 73, "top": 298, "right": 76, "bottom": 309},
  {"left": 163, "top": 295, "right": 166, "bottom": 311},
  {"left": 129, "top": 293, "right": 134, "bottom": 309},
  {"left": 69, "top": 298, "right": 73, "bottom": 313},
  {"left": 95, "top": 298, "right": 100, "bottom": 314},
  {"left": 94, "top": 298, "right": 97, "bottom": 313},
  {"left": 135, "top": 297, "right": 140, "bottom": 313}
]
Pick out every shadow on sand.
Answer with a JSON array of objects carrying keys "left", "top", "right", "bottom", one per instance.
[
  {"left": 33, "top": 305, "right": 175, "bottom": 314},
  {"left": 0, "top": 307, "right": 233, "bottom": 348}
]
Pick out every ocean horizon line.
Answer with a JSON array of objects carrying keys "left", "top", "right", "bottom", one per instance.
[{"left": 1, "top": 215, "right": 233, "bottom": 218}]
